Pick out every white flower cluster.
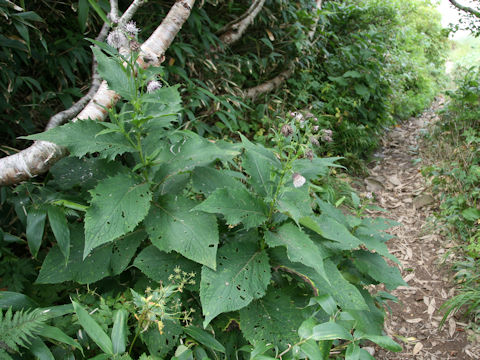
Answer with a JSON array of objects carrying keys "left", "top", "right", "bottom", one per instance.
[{"left": 106, "top": 21, "right": 140, "bottom": 50}]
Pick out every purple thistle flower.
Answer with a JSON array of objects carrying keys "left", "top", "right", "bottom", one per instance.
[
  {"left": 147, "top": 80, "right": 162, "bottom": 93},
  {"left": 292, "top": 173, "right": 306, "bottom": 188}
]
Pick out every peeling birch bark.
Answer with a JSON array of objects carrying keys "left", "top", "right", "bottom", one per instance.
[
  {"left": 0, "top": 0, "right": 196, "bottom": 186},
  {"left": 218, "top": 0, "right": 266, "bottom": 46}
]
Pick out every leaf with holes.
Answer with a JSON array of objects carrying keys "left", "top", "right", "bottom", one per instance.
[
  {"left": 239, "top": 286, "right": 304, "bottom": 350},
  {"left": 265, "top": 223, "right": 327, "bottom": 282},
  {"left": 84, "top": 174, "right": 151, "bottom": 257},
  {"left": 145, "top": 196, "right": 218, "bottom": 270},
  {"left": 200, "top": 238, "right": 271, "bottom": 327},
  {"left": 195, "top": 186, "right": 268, "bottom": 229}
]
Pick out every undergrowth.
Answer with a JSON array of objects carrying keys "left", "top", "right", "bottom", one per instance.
[{"left": 422, "top": 66, "right": 480, "bottom": 334}]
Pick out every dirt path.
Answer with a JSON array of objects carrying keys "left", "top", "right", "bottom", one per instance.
[{"left": 355, "top": 98, "right": 480, "bottom": 359}]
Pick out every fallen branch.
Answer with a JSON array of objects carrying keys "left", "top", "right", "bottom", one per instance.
[
  {"left": 0, "top": 0, "right": 196, "bottom": 186},
  {"left": 244, "top": 67, "right": 293, "bottom": 100},
  {"left": 218, "top": 0, "right": 266, "bottom": 46},
  {"left": 242, "top": 0, "right": 322, "bottom": 99},
  {"left": 448, "top": 0, "right": 480, "bottom": 18}
]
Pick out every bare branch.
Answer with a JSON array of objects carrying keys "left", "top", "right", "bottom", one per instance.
[
  {"left": 244, "top": 67, "right": 293, "bottom": 100},
  {"left": 0, "top": 0, "right": 196, "bottom": 186},
  {"left": 118, "top": 0, "right": 148, "bottom": 27},
  {"left": 449, "top": 0, "right": 480, "bottom": 18},
  {"left": 242, "top": 0, "right": 322, "bottom": 100},
  {"left": 218, "top": 0, "right": 266, "bottom": 45},
  {"left": 109, "top": 0, "right": 120, "bottom": 23}
]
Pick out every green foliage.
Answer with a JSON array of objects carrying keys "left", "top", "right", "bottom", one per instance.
[
  {"left": 0, "top": 307, "right": 46, "bottom": 356},
  {"left": 422, "top": 66, "right": 480, "bottom": 332},
  {"left": 0, "top": 0, "right": 449, "bottom": 357}
]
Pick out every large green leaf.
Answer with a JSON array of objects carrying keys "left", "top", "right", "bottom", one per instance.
[
  {"left": 155, "top": 133, "right": 239, "bottom": 183},
  {"left": 265, "top": 223, "right": 327, "bottom": 281},
  {"left": 92, "top": 47, "right": 135, "bottom": 99},
  {"left": 240, "top": 134, "right": 280, "bottom": 197},
  {"left": 192, "top": 167, "right": 245, "bottom": 195},
  {"left": 142, "top": 320, "right": 183, "bottom": 358},
  {"left": 22, "top": 120, "right": 134, "bottom": 161},
  {"left": 195, "top": 186, "right": 268, "bottom": 229},
  {"left": 291, "top": 157, "right": 343, "bottom": 182},
  {"left": 200, "top": 238, "right": 271, "bottom": 327},
  {"left": 111, "top": 309, "right": 128, "bottom": 354},
  {"left": 72, "top": 301, "right": 113, "bottom": 355},
  {"left": 50, "top": 157, "right": 128, "bottom": 190},
  {"left": 356, "top": 331, "right": 402, "bottom": 352},
  {"left": 239, "top": 287, "right": 304, "bottom": 350},
  {"left": 355, "top": 226, "right": 398, "bottom": 263},
  {"left": 145, "top": 196, "right": 218, "bottom": 269},
  {"left": 84, "top": 173, "right": 151, "bottom": 257},
  {"left": 353, "top": 251, "right": 406, "bottom": 290},
  {"left": 300, "top": 214, "right": 362, "bottom": 250},
  {"left": 269, "top": 249, "right": 368, "bottom": 311},
  {"left": 37, "top": 225, "right": 143, "bottom": 284}
]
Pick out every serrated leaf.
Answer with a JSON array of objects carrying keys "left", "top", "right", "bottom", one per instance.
[
  {"left": 265, "top": 223, "right": 327, "bottom": 281},
  {"left": 300, "top": 214, "right": 362, "bottom": 249},
  {"left": 142, "top": 320, "right": 183, "bottom": 357},
  {"left": 355, "top": 226, "right": 399, "bottom": 264},
  {"left": 145, "top": 196, "right": 218, "bottom": 269},
  {"left": 200, "top": 239, "right": 271, "bottom": 327},
  {"left": 353, "top": 251, "right": 406, "bottom": 290},
  {"left": 84, "top": 174, "right": 151, "bottom": 257},
  {"left": 22, "top": 120, "right": 134, "bottom": 160},
  {"left": 72, "top": 301, "right": 113, "bottom": 355},
  {"left": 155, "top": 133, "right": 239, "bottom": 183},
  {"left": 240, "top": 134, "right": 280, "bottom": 197},
  {"left": 37, "top": 225, "right": 143, "bottom": 284},
  {"left": 92, "top": 47, "right": 135, "bottom": 99},
  {"left": 195, "top": 186, "right": 268, "bottom": 229},
  {"left": 239, "top": 287, "right": 304, "bottom": 350},
  {"left": 47, "top": 206, "right": 70, "bottom": 263},
  {"left": 192, "top": 167, "right": 245, "bottom": 195},
  {"left": 291, "top": 157, "right": 343, "bottom": 182},
  {"left": 26, "top": 208, "right": 46, "bottom": 258},
  {"left": 269, "top": 249, "right": 368, "bottom": 311}
]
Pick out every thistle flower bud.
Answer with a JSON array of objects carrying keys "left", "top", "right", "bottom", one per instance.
[
  {"left": 106, "top": 29, "right": 128, "bottom": 49},
  {"left": 305, "top": 112, "right": 314, "bottom": 119},
  {"left": 320, "top": 129, "right": 333, "bottom": 142},
  {"left": 124, "top": 21, "right": 139, "bottom": 37},
  {"left": 313, "top": 125, "right": 319, "bottom": 132},
  {"left": 295, "top": 113, "right": 304, "bottom": 122},
  {"left": 129, "top": 40, "right": 141, "bottom": 52},
  {"left": 281, "top": 124, "right": 294, "bottom": 137},
  {"left": 310, "top": 136, "right": 320, "bottom": 147},
  {"left": 147, "top": 80, "right": 162, "bottom": 93},
  {"left": 305, "top": 149, "right": 314, "bottom": 160},
  {"left": 292, "top": 173, "right": 306, "bottom": 188}
]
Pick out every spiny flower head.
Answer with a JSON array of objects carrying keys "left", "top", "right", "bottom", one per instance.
[
  {"left": 292, "top": 173, "right": 306, "bottom": 188},
  {"left": 147, "top": 80, "right": 162, "bottom": 93},
  {"left": 124, "top": 21, "right": 140, "bottom": 37},
  {"left": 281, "top": 124, "right": 293, "bottom": 137},
  {"left": 107, "top": 29, "right": 128, "bottom": 49}
]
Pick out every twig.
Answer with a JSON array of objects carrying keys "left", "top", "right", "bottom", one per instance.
[{"left": 118, "top": 0, "right": 148, "bottom": 27}]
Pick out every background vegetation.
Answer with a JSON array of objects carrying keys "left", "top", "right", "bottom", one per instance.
[{"left": 0, "top": 0, "right": 460, "bottom": 358}]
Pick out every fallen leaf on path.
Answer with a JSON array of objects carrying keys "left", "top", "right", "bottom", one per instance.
[
  {"left": 412, "top": 342, "right": 423, "bottom": 355},
  {"left": 449, "top": 317, "right": 456, "bottom": 338},
  {"left": 406, "top": 318, "right": 423, "bottom": 323}
]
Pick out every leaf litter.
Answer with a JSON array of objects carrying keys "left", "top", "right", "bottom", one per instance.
[{"left": 354, "top": 97, "right": 480, "bottom": 359}]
